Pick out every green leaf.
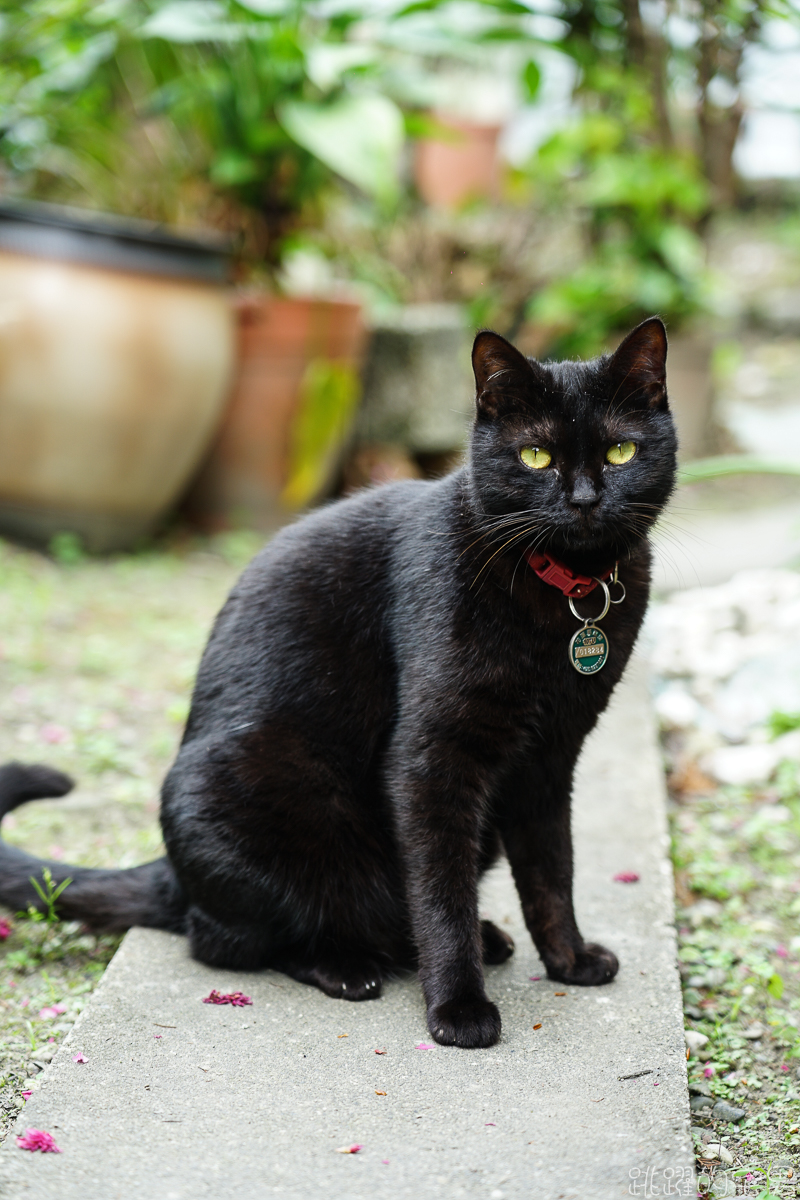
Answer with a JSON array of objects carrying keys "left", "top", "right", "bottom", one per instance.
[
  {"left": 140, "top": 2, "right": 241, "bottom": 43},
  {"left": 767, "top": 973, "right": 784, "bottom": 1000},
  {"left": 278, "top": 92, "right": 404, "bottom": 202},
  {"left": 282, "top": 359, "right": 362, "bottom": 509},
  {"left": 522, "top": 59, "right": 541, "bottom": 101},
  {"left": 677, "top": 456, "right": 800, "bottom": 486}
]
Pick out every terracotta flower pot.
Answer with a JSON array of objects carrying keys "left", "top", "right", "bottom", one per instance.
[
  {"left": 0, "top": 201, "right": 235, "bottom": 552},
  {"left": 185, "top": 294, "right": 365, "bottom": 531},
  {"left": 414, "top": 116, "right": 503, "bottom": 209}
]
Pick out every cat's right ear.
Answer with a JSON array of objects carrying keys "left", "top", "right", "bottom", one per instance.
[{"left": 472, "top": 331, "right": 534, "bottom": 419}]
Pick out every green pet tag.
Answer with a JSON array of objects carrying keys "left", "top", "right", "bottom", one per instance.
[
  {"left": 567, "top": 578, "right": 620, "bottom": 677},
  {"left": 569, "top": 625, "right": 609, "bottom": 675}
]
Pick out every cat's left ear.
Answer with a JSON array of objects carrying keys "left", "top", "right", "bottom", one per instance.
[
  {"left": 472, "top": 330, "right": 535, "bottom": 419},
  {"left": 608, "top": 317, "right": 668, "bottom": 409}
]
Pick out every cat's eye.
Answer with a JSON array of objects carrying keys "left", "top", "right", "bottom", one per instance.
[
  {"left": 606, "top": 441, "right": 637, "bottom": 466},
  {"left": 520, "top": 446, "right": 552, "bottom": 470}
]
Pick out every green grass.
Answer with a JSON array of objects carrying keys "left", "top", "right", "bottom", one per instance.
[
  {"left": 667, "top": 750, "right": 800, "bottom": 1196},
  {"left": 0, "top": 533, "right": 260, "bottom": 1137}
]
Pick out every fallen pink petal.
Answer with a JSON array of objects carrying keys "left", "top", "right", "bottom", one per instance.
[
  {"left": 0, "top": 919, "right": 12, "bottom": 940},
  {"left": 72, "top": 1052, "right": 88, "bottom": 1063},
  {"left": 38, "top": 1004, "right": 67, "bottom": 1019},
  {"left": 39, "top": 724, "right": 68, "bottom": 745},
  {"left": 16, "top": 1129, "right": 61, "bottom": 1153},
  {"left": 781, "top": 1063, "right": 789, "bottom": 1072},
  {"left": 201, "top": 990, "right": 252, "bottom": 1007},
  {"left": 21, "top": 1092, "right": 32, "bottom": 1100},
  {"left": 485, "top": 1122, "right": 496, "bottom": 1126},
  {"left": 153, "top": 1034, "right": 163, "bottom": 1039},
  {"left": 613, "top": 871, "right": 640, "bottom": 883},
  {"left": 528, "top": 975, "right": 542, "bottom": 982},
  {"left": 414, "top": 1042, "right": 435, "bottom": 1050},
  {"left": 776, "top": 944, "right": 788, "bottom": 958},
  {"left": 335, "top": 1144, "right": 362, "bottom": 1154},
  {"left": 703, "top": 1065, "right": 715, "bottom": 1078}
]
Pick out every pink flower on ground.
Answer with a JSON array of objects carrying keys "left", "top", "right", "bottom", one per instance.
[
  {"left": 72, "top": 1052, "right": 87, "bottom": 1063},
  {"left": 153, "top": 1034, "right": 162, "bottom": 1039},
  {"left": 613, "top": 871, "right": 640, "bottom": 883},
  {"left": 381, "top": 1159, "right": 389, "bottom": 1165},
  {"left": 16, "top": 1129, "right": 61, "bottom": 1153},
  {"left": 21, "top": 1092, "right": 32, "bottom": 1100},
  {"left": 38, "top": 1004, "right": 66, "bottom": 1019},
  {"left": 335, "top": 1144, "right": 363, "bottom": 1154},
  {"left": 776, "top": 944, "right": 788, "bottom": 958},
  {"left": 39, "top": 724, "right": 67, "bottom": 745},
  {"left": 703, "top": 1065, "right": 715, "bottom": 1078},
  {"left": 20, "top": 998, "right": 28, "bottom": 1008},
  {"left": 529, "top": 976, "right": 542, "bottom": 982},
  {"left": 0, "top": 919, "right": 12, "bottom": 940},
  {"left": 781, "top": 1063, "right": 789, "bottom": 1072},
  {"left": 201, "top": 990, "right": 252, "bottom": 1007},
  {"left": 414, "top": 1043, "right": 435, "bottom": 1050}
]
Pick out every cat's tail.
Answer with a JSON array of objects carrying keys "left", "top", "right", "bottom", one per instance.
[{"left": 0, "top": 762, "right": 186, "bottom": 933}]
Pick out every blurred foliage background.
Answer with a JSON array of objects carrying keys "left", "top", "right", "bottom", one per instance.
[{"left": 2, "top": 0, "right": 798, "bottom": 357}]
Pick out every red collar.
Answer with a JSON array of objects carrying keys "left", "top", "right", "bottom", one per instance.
[{"left": 526, "top": 550, "right": 615, "bottom": 598}]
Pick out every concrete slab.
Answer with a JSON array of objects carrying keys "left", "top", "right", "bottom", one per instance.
[
  {"left": 0, "top": 658, "right": 694, "bottom": 1200},
  {"left": 653, "top": 498, "right": 800, "bottom": 592}
]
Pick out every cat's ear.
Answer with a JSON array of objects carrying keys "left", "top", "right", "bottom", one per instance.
[
  {"left": 608, "top": 317, "right": 668, "bottom": 409},
  {"left": 472, "top": 331, "right": 535, "bottom": 419}
]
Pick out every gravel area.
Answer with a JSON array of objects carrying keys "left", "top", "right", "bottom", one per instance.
[
  {"left": 649, "top": 572, "right": 800, "bottom": 1197},
  {"left": 0, "top": 533, "right": 258, "bottom": 1137}
]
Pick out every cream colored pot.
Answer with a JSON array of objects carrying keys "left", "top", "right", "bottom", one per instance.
[{"left": 0, "top": 203, "right": 234, "bottom": 551}]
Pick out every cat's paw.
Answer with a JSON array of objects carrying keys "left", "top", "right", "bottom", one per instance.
[
  {"left": 547, "top": 942, "right": 618, "bottom": 986},
  {"left": 481, "top": 919, "right": 515, "bottom": 965},
  {"left": 286, "top": 956, "right": 383, "bottom": 1001},
  {"left": 428, "top": 995, "right": 501, "bottom": 1048}
]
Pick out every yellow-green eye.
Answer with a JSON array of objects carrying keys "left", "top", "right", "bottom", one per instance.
[
  {"left": 520, "top": 446, "right": 552, "bottom": 470},
  {"left": 606, "top": 441, "right": 637, "bottom": 466}
]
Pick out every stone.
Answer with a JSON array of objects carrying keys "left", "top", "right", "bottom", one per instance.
[
  {"left": 712, "top": 1100, "right": 746, "bottom": 1122},
  {"left": 29, "top": 1046, "right": 54, "bottom": 1062},
  {"left": 690, "top": 1094, "right": 714, "bottom": 1112},
  {"left": 741, "top": 1022, "right": 765, "bottom": 1039},
  {"left": 701, "top": 742, "right": 781, "bottom": 787},
  {"left": 685, "top": 1030, "right": 709, "bottom": 1053},
  {"left": 689, "top": 1080, "right": 712, "bottom": 1096}
]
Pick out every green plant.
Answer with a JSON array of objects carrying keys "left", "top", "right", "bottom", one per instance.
[{"left": 26, "top": 867, "right": 72, "bottom": 926}]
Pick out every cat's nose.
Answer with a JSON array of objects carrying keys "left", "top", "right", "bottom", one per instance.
[{"left": 569, "top": 475, "right": 600, "bottom": 512}]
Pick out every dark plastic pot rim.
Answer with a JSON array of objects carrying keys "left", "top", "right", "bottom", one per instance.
[{"left": 0, "top": 198, "right": 231, "bottom": 284}]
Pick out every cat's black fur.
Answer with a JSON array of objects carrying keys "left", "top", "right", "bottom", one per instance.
[{"left": 0, "top": 317, "right": 676, "bottom": 1049}]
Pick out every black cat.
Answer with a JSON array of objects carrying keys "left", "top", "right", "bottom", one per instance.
[{"left": 0, "top": 317, "right": 676, "bottom": 1049}]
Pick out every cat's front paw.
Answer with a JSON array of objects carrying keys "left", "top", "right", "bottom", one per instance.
[
  {"left": 428, "top": 995, "right": 501, "bottom": 1048},
  {"left": 547, "top": 942, "right": 618, "bottom": 986}
]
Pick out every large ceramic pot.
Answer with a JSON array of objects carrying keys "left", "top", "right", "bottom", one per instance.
[
  {"left": 0, "top": 201, "right": 235, "bottom": 552},
  {"left": 185, "top": 294, "right": 365, "bottom": 531}
]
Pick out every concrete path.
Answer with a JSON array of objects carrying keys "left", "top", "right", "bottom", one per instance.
[
  {"left": 653, "top": 496, "right": 800, "bottom": 592},
  {"left": 0, "top": 659, "right": 694, "bottom": 1200}
]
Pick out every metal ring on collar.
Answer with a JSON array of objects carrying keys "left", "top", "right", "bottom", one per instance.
[{"left": 569, "top": 579, "right": 611, "bottom": 624}]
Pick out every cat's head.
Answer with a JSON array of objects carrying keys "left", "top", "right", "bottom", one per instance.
[{"left": 468, "top": 317, "right": 677, "bottom": 564}]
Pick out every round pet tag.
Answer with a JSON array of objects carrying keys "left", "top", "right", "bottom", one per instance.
[{"left": 569, "top": 625, "right": 609, "bottom": 675}]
